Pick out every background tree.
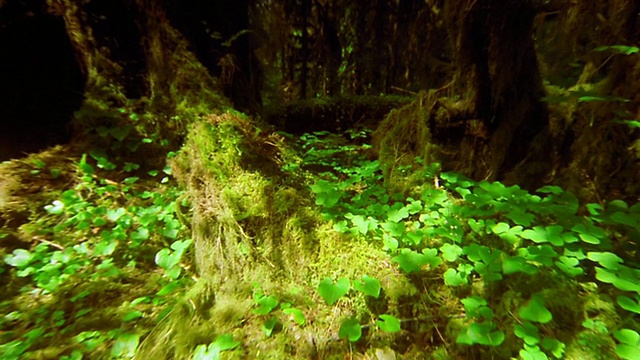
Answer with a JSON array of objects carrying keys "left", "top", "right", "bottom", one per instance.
[{"left": 439, "top": 0, "right": 549, "bottom": 186}]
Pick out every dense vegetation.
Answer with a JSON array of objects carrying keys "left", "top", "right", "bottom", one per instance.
[
  {"left": 1, "top": 0, "right": 639, "bottom": 359},
  {"left": 1, "top": 113, "right": 639, "bottom": 358}
]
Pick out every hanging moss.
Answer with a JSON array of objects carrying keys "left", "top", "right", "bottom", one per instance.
[{"left": 372, "top": 91, "right": 442, "bottom": 194}]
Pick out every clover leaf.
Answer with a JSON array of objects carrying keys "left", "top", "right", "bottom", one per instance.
[
  {"left": 541, "top": 338, "right": 565, "bottom": 358},
  {"left": 520, "top": 344, "right": 547, "bottom": 360},
  {"left": 555, "top": 256, "right": 584, "bottom": 277},
  {"left": 387, "top": 206, "right": 409, "bottom": 223},
  {"left": 376, "top": 314, "right": 401, "bottom": 333},
  {"left": 253, "top": 295, "right": 279, "bottom": 315},
  {"left": 318, "top": 277, "right": 350, "bottom": 305},
  {"left": 110, "top": 332, "right": 140, "bottom": 358},
  {"left": 443, "top": 268, "right": 468, "bottom": 287},
  {"left": 353, "top": 275, "right": 381, "bottom": 298},
  {"left": 45, "top": 200, "right": 65, "bottom": 215},
  {"left": 262, "top": 317, "right": 278, "bottom": 336},
  {"left": 311, "top": 180, "right": 343, "bottom": 208},
  {"left": 456, "top": 321, "right": 505, "bottom": 346},
  {"left": 392, "top": 248, "right": 442, "bottom": 273},
  {"left": 595, "top": 267, "right": 640, "bottom": 293},
  {"left": 520, "top": 226, "right": 548, "bottom": 244},
  {"left": 339, "top": 317, "right": 362, "bottom": 342},
  {"left": 503, "top": 256, "right": 538, "bottom": 275},
  {"left": 282, "top": 307, "right": 306, "bottom": 325},
  {"left": 617, "top": 295, "right": 640, "bottom": 315},
  {"left": 519, "top": 294, "right": 553, "bottom": 324},
  {"left": 4, "top": 249, "right": 33, "bottom": 268},
  {"left": 514, "top": 321, "right": 540, "bottom": 345},
  {"left": 440, "top": 243, "right": 463, "bottom": 262},
  {"left": 614, "top": 329, "right": 640, "bottom": 360},
  {"left": 588, "top": 252, "right": 623, "bottom": 271}
]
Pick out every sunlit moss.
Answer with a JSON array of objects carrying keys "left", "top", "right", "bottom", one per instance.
[
  {"left": 143, "top": 110, "right": 430, "bottom": 358},
  {"left": 373, "top": 91, "right": 441, "bottom": 195}
]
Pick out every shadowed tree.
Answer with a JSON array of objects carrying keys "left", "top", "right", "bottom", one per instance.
[{"left": 441, "top": 0, "right": 551, "bottom": 186}]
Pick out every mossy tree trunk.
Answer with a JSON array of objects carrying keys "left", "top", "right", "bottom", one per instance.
[
  {"left": 442, "top": 0, "right": 550, "bottom": 187},
  {"left": 316, "top": 1, "right": 342, "bottom": 96},
  {"left": 46, "top": 0, "right": 257, "bottom": 125}
]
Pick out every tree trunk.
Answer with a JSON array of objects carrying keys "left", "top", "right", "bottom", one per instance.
[
  {"left": 444, "top": 0, "right": 550, "bottom": 186},
  {"left": 300, "top": 0, "right": 310, "bottom": 99}
]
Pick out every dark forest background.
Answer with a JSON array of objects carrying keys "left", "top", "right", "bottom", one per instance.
[{"left": 1, "top": 0, "right": 639, "bottom": 201}]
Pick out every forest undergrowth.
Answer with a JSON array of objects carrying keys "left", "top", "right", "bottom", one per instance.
[{"left": 0, "top": 110, "right": 639, "bottom": 360}]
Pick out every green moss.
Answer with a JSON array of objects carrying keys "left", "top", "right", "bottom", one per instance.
[
  {"left": 582, "top": 292, "right": 620, "bottom": 332},
  {"left": 542, "top": 286, "right": 583, "bottom": 332},
  {"left": 163, "top": 111, "right": 413, "bottom": 358},
  {"left": 564, "top": 330, "right": 617, "bottom": 360},
  {"left": 429, "top": 346, "right": 453, "bottom": 360},
  {"left": 222, "top": 172, "right": 271, "bottom": 221},
  {"left": 273, "top": 187, "right": 303, "bottom": 215},
  {"left": 372, "top": 91, "right": 441, "bottom": 195}
]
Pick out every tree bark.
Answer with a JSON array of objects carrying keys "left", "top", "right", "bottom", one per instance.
[
  {"left": 444, "top": 0, "right": 550, "bottom": 185},
  {"left": 300, "top": 0, "right": 310, "bottom": 99}
]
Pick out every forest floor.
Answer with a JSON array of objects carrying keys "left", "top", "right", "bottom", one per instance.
[{"left": 0, "top": 109, "right": 639, "bottom": 360}]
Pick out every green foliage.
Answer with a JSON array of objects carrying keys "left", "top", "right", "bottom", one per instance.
[
  {"left": 594, "top": 45, "right": 640, "bottom": 55},
  {"left": 7, "top": 115, "right": 636, "bottom": 359},
  {"left": 192, "top": 334, "right": 240, "bottom": 360},
  {"left": 456, "top": 321, "right": 505, "bottom": 346},
  {"left": 262, "top": 317, "right": 278, "bottom": 337},
  {"left": 443, "top": 267, "right": 469, "bottom": 286},
  {"left": 617, "top": 295, "right": 640, "bottom": 315},
  {"left": 3, "top": 152, "right": 190, "bottom": 294},
  {"left": 1, "top": 147, "right": 191, "bottom": 359},
  {"left": 520, "top": 344, "right": 548, "bottom": 360},
  {"left": 301, "top": 128, "right": 640, "bottom": 357},
  {"left": 250, "top": 289, "right": 307, "bottom": 338},
  {"left": 542, "top": 89, "right": 631, "bottom": 105},
  {"left": 252, "top": 288, "right": 279, "bottom": 315},
  {"left": 338, "top": 317, "right": 362, "bottom": 342},
  {"left": 282, "top": 306, "right": 306, "bottom": 325},
  {"left": 614, "top": 119, "right": 640, "bottom": 128},
  {"left": 317, "top": 277, "right": 350, "bottom": 306},
  {"left": 543, "top": 338, "right": 566, "bottom": 359},
  {"left": 614, "top": 329, "right": 640, "bottom": 360},
  {"left": 111, "top": 333, "right": 141, "bottom": 358},
  {"left": 376, "top": 314, "right": 401, "bottom": 333},
  {"left": 392, "top": 248, "right": 442, "bottom": 273},
  {"left": 456, "top": 296, "right": 504, "bottom": 346},
  {"left": 155, "top": 239, "right": 193, "bottom": 280},
  {"left": 515, "top": 321, "right": 540, "bottom": 346},
  {"left": 519, "top": 294, "right": 553, "bottom": 324},
  {"left": 353, "top": 275, "right": 381, "bottom": 298}
]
